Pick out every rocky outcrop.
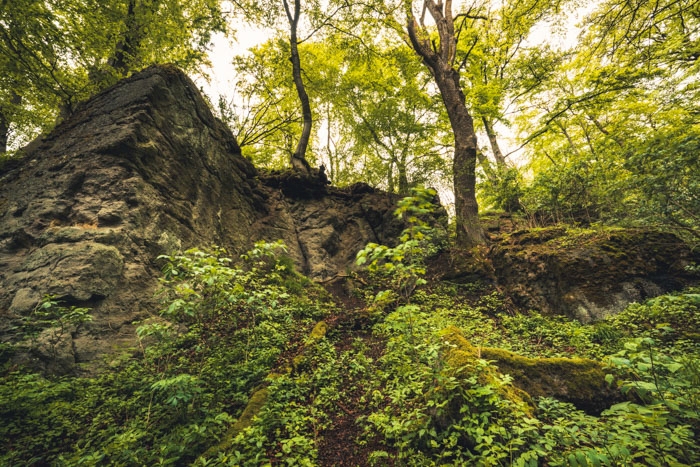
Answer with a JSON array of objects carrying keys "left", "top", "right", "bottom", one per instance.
[
  {"left": 490, "top": 227, "right": 699, "bottom": 322},
  {"left": 0, "top": 65, "right": 407, "bottom": 372},
  {"left": 480, "top": 347, "right": 621, "bottom": 414},
  {"left": 441, "top": 326, "right": 622, "bottom": 414},
  {"left": 255, "top": 174, "right": 405, "bottom": 280}
]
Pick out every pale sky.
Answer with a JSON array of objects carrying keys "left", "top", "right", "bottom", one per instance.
[{"left": 193, "top": 23, "right": 273, "bottom": 102}]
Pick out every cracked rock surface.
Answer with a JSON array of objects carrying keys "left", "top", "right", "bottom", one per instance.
[{"left": 0, "top": 65, "right": 406, "bottom": 372}]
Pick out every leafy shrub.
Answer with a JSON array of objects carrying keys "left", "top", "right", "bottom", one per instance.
[
  {"left": 0, "top": 242, "right": 327, "bottom": 466},
  {"left": 356, "top": 186, "right": 442, "bottom": 306}
]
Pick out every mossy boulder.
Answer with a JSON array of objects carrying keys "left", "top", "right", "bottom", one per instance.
[
  {"left": 440, "top": 326, "right": 622, "bottom": 415},
  {"left": 481, "top": 347, "right": 622, "bottom": 414},
  {"left": 439, "top": 326, "right": 534, "bottom": 415},
  {"left": 490, "top": 227, "right": 699, "bottom": 322}
]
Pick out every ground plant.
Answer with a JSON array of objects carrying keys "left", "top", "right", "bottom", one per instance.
[{"left": 0, "top": 194, "right": 698, "bottom": 465}]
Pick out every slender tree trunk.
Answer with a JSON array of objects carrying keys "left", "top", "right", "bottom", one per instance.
[
  {"left": 0, "top": 110, "right": 9, "bottom": 154},
  {"left": 387, "top": 160, "right": 395, "bottom": 193},
  {"left": 109, "top": 0, "right": 140, "bottom": 75},
  {"left": 407, "top": 4, "right": 485, "bottom": 247},
  {"left": 482, "top": 116, "right": 506, "bottom": 167},
  {"left": 555, "top": 121, "right": 580, "bottom": 158},
  {"left": 325, "top": 104, "right": 336, "bottom": 180},
  {"left": 398, "top": 153, "right": 409, "bottom": 195},
  {"left": 1, "top": 92, "right": 21, "bottom": 154},
  {"left": 283, "top": 0, "right": 312, "bottom": 174}
]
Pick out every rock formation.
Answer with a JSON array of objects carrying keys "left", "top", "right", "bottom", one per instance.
[
  {"left": 489, "top": 227, "right": 699, "bottom": 322},
  {"left": 1, "top": 65, "right": 696, "bottom": 374},
  {"left": 0, "top": 65, "right": 406, "bottom": 372}
]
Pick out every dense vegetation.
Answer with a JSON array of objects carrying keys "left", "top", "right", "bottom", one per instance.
[
  {"left": 2, "top": 0, "right": 700, "bottom": 464},
  {"left": 3, "top": 0, "right": 699, "bottom": 243},
  {"left": 1, "top": 190, "right": 699, "bottom": 465}
]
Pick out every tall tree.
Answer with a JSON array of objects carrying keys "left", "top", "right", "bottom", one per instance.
[
  {"left": 238, "top": 0, "right": 350, "bottom": 173},
  {"left": 0, "top": 0, "right": 225, "bottom": 153},
  {"left": 283, "top": 0, "right": 313, "bottom": 173},
  {"left": 405, "top": 0, "right": 486, "bottom": 247}
]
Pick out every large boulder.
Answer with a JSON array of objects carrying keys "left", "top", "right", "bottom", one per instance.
[
  {"left": 0, "top": 65, "right": 408, "bottom": 372},
  {"left": 490, "top": 227, "right": 699, "bottom": 322}
]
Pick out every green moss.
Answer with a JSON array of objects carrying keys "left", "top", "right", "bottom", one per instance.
[
  {"left": 308, "top": 321, "right": 328, "bottom": 342},
  {"left": 480, "top": 347, "right": 618, "bottom": 413},
  {"left": 439, "top": 326, "right": 534, "bottom": 414},
  {"left": 291, "top": 321, "right": 329, "bottom": 374},
  {"left": 203, "top": 388, "right": 269, "bottom": 458}
]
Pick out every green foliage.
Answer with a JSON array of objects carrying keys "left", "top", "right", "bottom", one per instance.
[
  {"left": 211, "top": 340, "right": 342, "bottom": 466},
  {"left": 0, "top": 241, "right": 328, "bottom": 465},
  {"left": 359, "top": 305, "right": 537, "bottom": 465},
  {"left": 356, "top": 186, "right": 442, "bottom": 305},
  {"left": 605, "top": 291, "right": 700, "bottom": 355},
  {"left": 606, "top": 338, "right": 700, "bottom": 433},
  {"left": 227, "top": 34, "right": 451, "bottom": 190},
  {"left": 18, "top": 295, "right": 93, "bottom": 361},
  {"left": 512, "top": 0, "right": 700, "bottom": 236},
  {"left": 0, "top": 0, "right": 226, "bottom": 152},
  {"left": 479, "top": 166, "right": 524, "bottom": 213},
  {"left": 627, "top": 131, "right": 700, "bottom": 241},
  {"left": 357, "top": 288, "right": 700, "bottom": 465},
  {"left": 2, "top": 250, "right": 700, "bottom": 465}
]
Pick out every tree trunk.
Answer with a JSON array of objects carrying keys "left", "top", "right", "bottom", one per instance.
[
  {"left": 283, "top": 0, "right": 312, "bottom": 174},
  {"left": 397, "top": 153, "right": 409, "bottom": 195},
  {"left": 387, "top": 160, "right": 395, "bottom": 193},
  {"left": 109, "top": 0, "right": 140, "bottom": 75},
  {"left": 482, "top": 116, "right": 506, "bottom": 167},
  {"left": 0, "top": 110, "right": 9, "bottom": 154},
  {"left": 325, "top": 104, "right": 336, "bottom": 180},
  {"left": 1, "top": 92, "right": 22, "bottom": 154},
  {"left": 407, "top": 4, "right": 485, "bottom": 248},
  {"left": 434, "top": 70, "right": 485, "bottom": 247}
]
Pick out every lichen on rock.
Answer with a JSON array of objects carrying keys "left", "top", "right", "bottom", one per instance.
[{"left": 489, "top": 226, "right": 699, "bottom": 322}]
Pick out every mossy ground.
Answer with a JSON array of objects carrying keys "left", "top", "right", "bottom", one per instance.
[{"left": 1, "top": 243, "right": 699, "bottom": 465}]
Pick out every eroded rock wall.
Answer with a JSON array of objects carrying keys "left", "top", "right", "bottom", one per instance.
[
  {"left": 0, "top": 65, "right": 405, "bottom": 372},
  {"left": 490, "top": 227, "right": 699, "bottom": 322}
]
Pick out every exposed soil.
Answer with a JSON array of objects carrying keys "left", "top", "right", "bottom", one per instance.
[{"left": 314, "top": 276, "right": 396, "bottom": 466}]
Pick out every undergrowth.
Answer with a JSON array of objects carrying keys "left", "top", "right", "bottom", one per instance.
[{"left": 0, "top": 189, "right": 698, "bottom": 465}]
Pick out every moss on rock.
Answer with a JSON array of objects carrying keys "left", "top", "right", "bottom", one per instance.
[
  {"left": 202, "top": 388, "right": 269, "bottom": 458},
  {"left": 489, "top": 226, "right": 699, "bottom": 321},
  {"left": 439, "top": 326, "right": 622, "bottom": 415},
  {"left": 481, "top": 347, "right": 622, "bottom": 414},
  {"left": 439, "top": 326, "right": 534, "bottom": 415}
]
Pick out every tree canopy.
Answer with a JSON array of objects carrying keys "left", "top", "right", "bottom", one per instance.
[
  {"left": 3, "top": 0, "right": 699, "bottom": 241},
  {"left": 0, "top": 0, "right": 225, "bottom": 151}
]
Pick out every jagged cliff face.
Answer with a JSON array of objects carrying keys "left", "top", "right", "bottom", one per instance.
[{"left": 0, "top": 65, "right": 404, "bottom": 372}]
